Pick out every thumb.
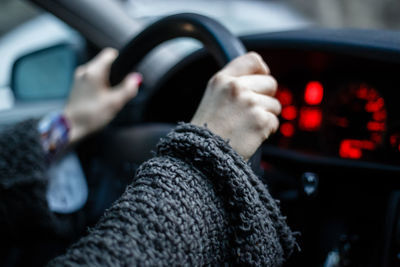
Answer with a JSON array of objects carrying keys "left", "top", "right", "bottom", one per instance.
[{"left": 109, "top": 72, "right": 142, "bottom": 110}]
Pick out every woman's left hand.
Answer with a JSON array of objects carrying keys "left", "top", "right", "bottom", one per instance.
[{"left": 64, "top": 48, "right": 142, "bottom": 144}]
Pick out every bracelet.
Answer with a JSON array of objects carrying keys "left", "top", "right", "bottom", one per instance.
[{"left": 38, "top": 111, "right": 70, "bottom": 162}]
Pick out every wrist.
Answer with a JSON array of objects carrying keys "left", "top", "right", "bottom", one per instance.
[
  {"left": 157, "top": 123, "right": 246, "bottom": 171},
  {"left": 63, "top": 109, "right": 86, "bottom": 145}
]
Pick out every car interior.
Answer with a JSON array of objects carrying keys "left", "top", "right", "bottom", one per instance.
[{"left": 2, "top": 0, "right": 400, "bottom": 266}]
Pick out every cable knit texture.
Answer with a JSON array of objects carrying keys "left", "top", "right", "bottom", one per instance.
[
  {"left": 0, "top": 119, "right": 58, "bottom": 239},
  {"left": 48, "top": 123, "right": 295, "bottom": 266}
]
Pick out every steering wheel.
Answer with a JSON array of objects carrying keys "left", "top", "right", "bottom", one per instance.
[{"left": 106, "top": 13, "right": 261, "bottom": 173}]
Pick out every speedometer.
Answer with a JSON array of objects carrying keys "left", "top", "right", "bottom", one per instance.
[{"left": 325, "top": 83, "right": 387, "bottom": 160}]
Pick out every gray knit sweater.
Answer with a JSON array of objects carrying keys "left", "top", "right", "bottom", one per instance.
[{"left": 1, "top": 120, "right": 295, "bottom": 266}]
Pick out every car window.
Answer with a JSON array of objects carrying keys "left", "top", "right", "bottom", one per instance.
[
  {"left": 0, "top": 0, "right": 40, "bottom": 112},
  {"left": 0, "top": 0, "right": 82, "bottom": 123},
  {"left": 0, "top": 0, "right": 40, "bottom": 38}
]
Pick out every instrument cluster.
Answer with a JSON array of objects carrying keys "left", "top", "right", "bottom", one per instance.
[{"left": 268, "top": 79, "right": 400, "bottom": 165}]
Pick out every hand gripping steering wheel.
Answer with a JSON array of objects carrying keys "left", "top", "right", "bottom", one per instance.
[{"left": 108, "top": 13, "right": 261, "bottom": 174}]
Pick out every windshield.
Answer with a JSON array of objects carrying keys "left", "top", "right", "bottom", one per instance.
[
  {"left": 1, "top": 0, "right": 399, "bottom": 39},
  {"left": 287, "top": 0, "right": 400, "bottom": 30},
  {"left": 119, "top": 0, "right": 310, "bottom": 34},
  {"left": 117, "top": 0, "right": 400, "bottom": 32}
]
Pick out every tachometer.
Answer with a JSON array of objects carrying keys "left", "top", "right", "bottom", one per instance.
[{"left": 325, "top": 83, "right": 387, "bottom": 160}]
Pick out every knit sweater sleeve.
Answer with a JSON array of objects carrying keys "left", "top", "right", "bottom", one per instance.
[
  {"left": 0, "top": 119, "right": 58, "bottom": 238},
  {"left": 48, "top": 123, "right": 295, "bottom": 266}
]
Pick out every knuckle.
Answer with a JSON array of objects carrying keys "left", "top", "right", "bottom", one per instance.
[
  {"left": 242, "top": 93, "right": 257, "bottom": 107},
  {"left": 98, "top": 48, "right": 118, "bottom": 63},
  {"left": 209, "top": 73, "right": 225, "bottom": 87},
  {"left": 83, "top": 66, "right": 97, "bottom": 81},
  {"left": 249, "top": 52, "right": 262, "bottom": 64},
  {"left": 226, "top": 79, "right": 242, "bottom": 98},
  {"left": 247, "top": 51, "right": 269, "bottom": 73},
  {"left": 247, "top": 52, "right": 261, "bottom": 68},
  {"left": 248, "top": 51, "right": 262, "bottom": 62},
  {"left": 74, "top": 66, "right": 87, "bottom": 78}
]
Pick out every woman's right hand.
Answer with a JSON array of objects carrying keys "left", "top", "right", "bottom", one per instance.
[{"left": 191, "top": 52, "right": 281, "bottom": 161}]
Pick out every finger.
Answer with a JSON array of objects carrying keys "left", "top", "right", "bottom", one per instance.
[
  {"left": 219, "top": 52, "right": 270, "bottom": 77},
  {"left": 247, "top": 92, "right": 282, "bottom": 115},
  {"left": 235, "top": 74, "right": 278, "bottom": 96},
  {"left": 86, "top": 48, "right": 118, "bottom": 82},
  {"left": 253, "top": 107, "right": 280, "bottom": 136},
  {"left": 74, "top": 65, "right": 87, "bottom": 78},
  {"left": 266, "top": 112, "right": 280, "bottom": 134},
  {"left": 108, "top": 72, "right": 141, "bottom": 111}
]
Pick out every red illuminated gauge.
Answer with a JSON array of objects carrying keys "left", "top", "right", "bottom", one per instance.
[
  {"left": 276, "top": 82, "right": 325, "bottom": 138},
  {"left": 390, "top": 133, "right": 400, "bottom": 152},
  {"left": 325, "top": 83, "right": 386, "bottom": 160},
  {"left": 298, "top": 81, "right": 324, "bottom": 131},
  {"left": 276, "top": 85, "right": 297, "bottom": 138}
]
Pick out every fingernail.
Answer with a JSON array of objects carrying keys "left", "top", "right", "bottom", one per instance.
[{"left": 129, "top": 72, "right": 143, "bottom": 86}]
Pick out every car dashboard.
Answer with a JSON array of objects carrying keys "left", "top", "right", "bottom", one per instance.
[
  {"left": 256, "top": 48, "right": 400, "bottom": 267},
  {"left": 136, "top": 29, "right": 400, "bottom": 266},
  {"left": 266, "top": 50, "right": 400, "bottom": 168}
]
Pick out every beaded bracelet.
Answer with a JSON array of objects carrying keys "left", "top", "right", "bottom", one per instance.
[{"left": 38, "top": 111, "right": 70, "bottom": 162}]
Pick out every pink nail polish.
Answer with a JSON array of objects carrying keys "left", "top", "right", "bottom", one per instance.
[{"left": 130, "top": 72, "right": 143, "bottom": 86}]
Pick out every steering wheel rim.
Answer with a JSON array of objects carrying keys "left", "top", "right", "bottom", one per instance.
[
  {"left": 109, "top": 13, "right": 246, "bottom": 86},
  {"left": 108, "top": 13, "right": 261, "bottom": 174}
]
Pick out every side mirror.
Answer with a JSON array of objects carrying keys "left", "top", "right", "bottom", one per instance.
[{"left": 11, "top": 44, "right": 77, "bottom": 101}]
